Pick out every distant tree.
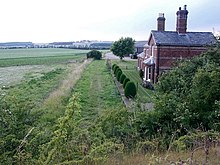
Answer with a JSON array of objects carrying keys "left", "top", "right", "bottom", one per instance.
[
  {"left": 110, "top": 37, "right": 135, "bottom": 60},
  {"left": 86, "top": 50, "right": 102, "bottom": 60}
]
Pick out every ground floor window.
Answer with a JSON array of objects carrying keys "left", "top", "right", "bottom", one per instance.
[{"left": 147, "top": 67, "right": 151, "bottom": 80}]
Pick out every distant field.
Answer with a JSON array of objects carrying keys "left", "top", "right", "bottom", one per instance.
[
  {"left": 0, "top": 48, "right": 90, "bottom": 67},
  {"left": 0, "top": 48, "right": 89, "bottom": 59},
  {"left": 0, "top": 48, "right": 91, "bottom": 86}
]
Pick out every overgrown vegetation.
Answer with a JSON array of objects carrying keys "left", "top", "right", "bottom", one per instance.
[{"left": 1, "top": 48, "right": 220, "bottom": 164}]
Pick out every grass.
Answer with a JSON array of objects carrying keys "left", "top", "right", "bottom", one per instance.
[
  {"left": 40, "top": 59, "right": 92, "bottom": 125},
  {"left": 106, "top": 147, "right": 220, "bottom": 164},
  {"left": 0, "top": 48, "right": 89, "bottom": 59},
  {"left": 74, "top": 60, "right": 124, "bottom": 124},
  {"left": 0, "top": 48, "right": 89, "bottom": 66},
  {"left": 112, "top": 60, "right": 154, "bottom": 103}
]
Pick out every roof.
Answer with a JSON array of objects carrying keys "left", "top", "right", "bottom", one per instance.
[
  {"left": 143, "top": 56, "right": 154, "bottom": 66},
  {"left": 135, "top": 41, "right": 147, "bottom": 47},
  {"left": 137, "top": 52, "right": 145, "bottom": 58},
  {"left": 150, "top": 31, "right": 217, "bottom": 47}
]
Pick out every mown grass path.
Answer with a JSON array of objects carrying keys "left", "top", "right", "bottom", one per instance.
[{"left": 74, "top": 60, "right": 124, "bottom": 124}]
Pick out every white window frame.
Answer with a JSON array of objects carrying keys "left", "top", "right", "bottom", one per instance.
[{"left": 147, "top": 67, "right": 151, "bottom": 81}]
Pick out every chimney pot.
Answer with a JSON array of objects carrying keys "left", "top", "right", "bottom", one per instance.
[
  {"left": 176, "top": 5, "right": 188, "bottom": 33},
  {"left": 157, "top": 13, "right": 165, "bottom": 31}
]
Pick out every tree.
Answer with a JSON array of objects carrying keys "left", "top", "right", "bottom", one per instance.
[
  {"left": 110, "top": 37, "right": 135, "bottom": 60},
  {"left": 155, "top": 47, "right": 220, "bottom": 132},
  {"left": 86, "top": 50, "right": 102, "bottom": 60}
]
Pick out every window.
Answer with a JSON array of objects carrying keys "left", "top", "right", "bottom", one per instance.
[
  {"left": 144, "top": 67, "right": 147, "bottom": 81},
  {"left": 148, "top": 67, "right": 151, "bottom": 80},
  {"left": 151, "top": 45, "right": 154, "bottom": 57}
]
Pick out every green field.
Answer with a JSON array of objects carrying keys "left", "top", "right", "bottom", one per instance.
[
  {"left": 0, "top": 48, "right": 89, "bottom": 66},
  {"left": 0, "top": 48, "right": 89, "bottom": 59}
]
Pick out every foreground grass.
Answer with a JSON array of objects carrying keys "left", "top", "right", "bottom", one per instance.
[
  {"left": 39, "top": 59, "right": 92, "bottom": 125},
  {"left": 74, "top": 60, "right": 124, "bottom": 123},
  {"left": 106, "top": 148, "right": 220, "bottom": 165}
]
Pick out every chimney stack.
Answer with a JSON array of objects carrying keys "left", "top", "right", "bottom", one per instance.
[
  {"left": 157, "top": 13, "right": 165, "bottom": 31},
  {"left": 176, "top": 5, "right": 188, "bottom": 33}
]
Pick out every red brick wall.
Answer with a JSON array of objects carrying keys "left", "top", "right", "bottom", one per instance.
[{"left": 153, "top": 46, "right": 208, "bottom": 82}]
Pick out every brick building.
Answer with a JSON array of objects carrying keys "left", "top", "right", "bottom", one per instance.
[{"left": 138, "top": 5, "right": 217, "bottom": 83}]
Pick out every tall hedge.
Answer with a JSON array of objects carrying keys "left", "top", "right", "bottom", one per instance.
[
  {"left": 123, "top": 77, "right": 130, "bottom": 88},
  {"left": 124, "top": 81, "right": 137, "bottom": 98}
]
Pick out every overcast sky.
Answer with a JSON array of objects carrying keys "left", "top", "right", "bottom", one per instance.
[{"left": 0, "top": 0, "right": 219, "bottom": 43}]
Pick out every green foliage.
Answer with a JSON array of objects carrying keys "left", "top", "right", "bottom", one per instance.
[
  {"left": 0, "top": 68, "right": 65, "bottom": 164},
  {"left": 113, "top": 60, "right": 154, "bottom": 103},
  {"left": 139, "top": 69, "right": 144, "bottom": 79},
  {"left": 124, "top": 81, "right": 137, "bottom": 98},
  {"left": 154, "top": 47, "right": 220, "bottom": 136},
  {"left": 123, "top": 77, "right": 130, "bottom": 89},
  {"left": 0, "top": 48, "right": 87, "bottom": 67},
  {"left": 110, "top": 37, "right": 135, "bottom": 60},
  {"left": 116, "top": 70, "right": 122, "bottom": 81},
  {"left": 172, "top": 131, "right": 220, "bottom": 151},
  {"left": 119, "top": 73, "right": 126, "bottom": 84},
  {"left": 113, "top": 65, "right": 119, "bottom": 75},
  {"left": 86, "top": 50, "right": 102, "bottom": 60},
  {"left": 112, "top": 64, "right": 116, "bottom": 70}
]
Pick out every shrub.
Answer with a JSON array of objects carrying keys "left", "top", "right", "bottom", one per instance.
[
  {"left": 119, "top": 74, "right": 126, "bottom": 84},
  {"left": 112, "top": 64, "right": 116, "bottom": 70},
  {"left": 115, "top": 67, "right": 121, "bottom": 76},
  {"left": 123, "top": 77, "right": 130, "bottom": 88},
  {"left": 116, "top": 70, "right": 122, "bottom": 81},
  {"left": 139, "top": 69, "right": 144, "bottom": 79},
  {"left": 86, "top": 50, "right": 102, "bottom": 60},
  {"left": 114, "top": 66, "right": 119, "bottom": 74},
  {"left": 124, "top": 81, "right": 137, "bottom": 98}
]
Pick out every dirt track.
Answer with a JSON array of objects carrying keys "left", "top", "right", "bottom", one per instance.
[{"left": 104, "top": 52, "right": 137, "bottom": 61}]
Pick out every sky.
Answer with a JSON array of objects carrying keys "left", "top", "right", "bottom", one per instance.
[{"left": 0, "top": 0, "right": 219, "bottom": 43}]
